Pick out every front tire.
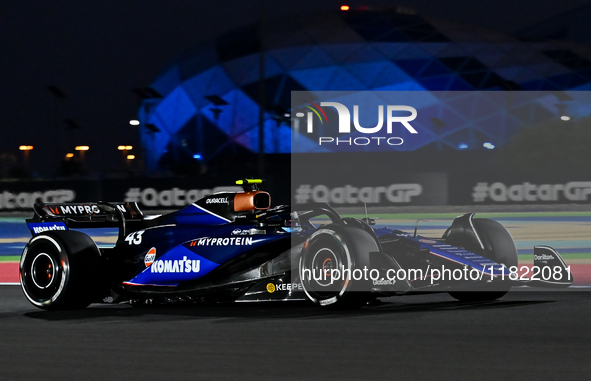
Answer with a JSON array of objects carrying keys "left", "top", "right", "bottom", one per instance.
[
  {"left": 299, "top": 224, "right": 377, "bottom": 308},
  {"left": 20, "top": 231, "right": 102, "bottom": 310},
  {"left": 447, "top": 218, "right": 518, "bottom": 302}
]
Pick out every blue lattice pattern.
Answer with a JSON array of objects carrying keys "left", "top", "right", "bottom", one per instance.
[{"left": 138, "top": 9, "right": 591, "bottom": 171}]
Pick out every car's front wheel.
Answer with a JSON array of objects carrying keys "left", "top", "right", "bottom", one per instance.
[
  {"left": 446, "top": 218, "right": 518, "bottom": 302},
  {"left": 299, "top": 224, "right": 376, "bottom": 308}
]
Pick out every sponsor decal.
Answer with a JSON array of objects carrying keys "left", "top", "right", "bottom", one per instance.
[
  {"left": 144, "top": 248, "right": 156, "bottom": 267},
  {"left": 0, "top": 189, "right": 75, "bottom": 210},
  {"left": 295, "top": 100, "right": 417, "bottom": 147},
  {"left": 534, "top": 254, "right": 555, "bottom": 261},
  {"left": 373, "top": 279, "right": 396, "bottom": 286},
  {"left": 472, "top": 181, "right": 591, "bottom": 202},
  {"left": 295, "top": 184, "right": 422, "bottom": 204},
  {"left": 150, "top": 256, "right": 200, "bottom": 274},
  {"left": 319, "top": 296, "right": 337, "bottom": 306},
  {"left": 124, "top": 186, "right": 241, "bottom": 207},
  {"left": 206, "top": 197, "right": 228, "bottom": 204},
  {"left": 419, "top": 239, "right": 436, "bottom": 244},
  {"left": 267, "top": 283, "right": 303, "bottom": 293},
  {"left": 49, "top": 204, "right": 101, "bottom": 215},
  {"left": 231, "top": 228, "right": 266, "bottom": 236},
  {"left": 28, "top": 222, "right": 67, "bottom": 235},
  {"left": 189, "top": 237, "right": 253, "bottom": 246},
  {"left": 125, "top": 230, "right": 145, "bottom": 245}
]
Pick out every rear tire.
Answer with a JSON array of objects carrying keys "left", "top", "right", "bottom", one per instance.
[
  {"left": 447, "top": 219, "right": 518, "bottom": 302},
  {"left": 300, "top": 224, "right": 377, "bottom": 308},
  {"left": 20, "top": 231, "right": 103, "bottom": 310}
]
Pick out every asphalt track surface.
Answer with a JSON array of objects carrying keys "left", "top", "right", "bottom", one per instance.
[
  {"left": 0, "top": 286, "right": 590, "bottom": 381},
  {"left": 1, "top": 212, "right": 590, "bottom": 380}
]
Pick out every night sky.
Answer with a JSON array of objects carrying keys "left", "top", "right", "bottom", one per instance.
[{"left": 2, "top": 0, "right": 589, "bottom": 176}]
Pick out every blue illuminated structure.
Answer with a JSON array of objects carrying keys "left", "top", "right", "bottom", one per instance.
[{"left": 138, "top": 9, "right": 591, "bottom": 172}]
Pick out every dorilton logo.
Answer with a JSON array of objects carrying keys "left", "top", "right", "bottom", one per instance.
[
  {"left": 534, "top": 254, "right": 555, "bottom": 261},
  {"left": 296, "top": 101, "right": 418, "bottom": 146}
]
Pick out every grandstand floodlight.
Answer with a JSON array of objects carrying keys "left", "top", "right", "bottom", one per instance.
[
  {"left": 19, "top": 145, "right": 33, "bottom": 151},
  {"left": 127, "top": 155, "right": 135, "bottom": 160},
  {"left": 75, "top": 146, "right": 89, "bottom": 151},
  {"left": 66, "top": 153, "right": 74, "bottom": 158},
  {"left": 129, "top": 120, "right": 140, "bottom": 126},
  {"left": 561, "top": 115, "right": 571, "bottom": 121}
]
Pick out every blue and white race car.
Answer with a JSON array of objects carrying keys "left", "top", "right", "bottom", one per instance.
[{"left": 20, "top": 179, "right": 572, "bottom": 310}]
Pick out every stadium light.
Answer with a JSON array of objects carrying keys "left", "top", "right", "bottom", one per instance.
[
  {"left": 118, "top": 145, "right": 133, "bottom": 151},
  {"left": 66, "top": 153, "right": 74, "bottom": 158},
  {"left": 561, "top": 115, "right": 571, "bottom": 121},
  {"left": 127, "top": 155, "right": 135, "bottom": 160},
  {"left": 340, "top": 5, "right": 350, "bottom": 11},
  {"left": 75, "top": 146, "right": 89, "bottom": 165},
  {"left": 19, "top": 146, "right": 33, "bottom": 170},
  {"left": 483, "top": 142, "right": 495, "bottom": 149},
  {"left": 129, "top": 120, "right": 140, "bottom": 126}
]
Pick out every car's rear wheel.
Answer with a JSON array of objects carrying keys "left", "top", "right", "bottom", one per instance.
[
  {"left": 20, "top": 231, "right": 102, "bottom": 310},
  {"left": 447, "top": 218, "right": 518, "bottom": 302},
  {"left": 300, "top": 224, "right": 376, "bottom": 308}
]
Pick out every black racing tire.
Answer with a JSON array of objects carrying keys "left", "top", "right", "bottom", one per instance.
[
  {"left": 448, "top": 219, "right": 518, "bottom": 302},
  {"left": 20, "top": 231, "right": 103, "bottom": 310},
  {"left": 299, "top": 224, "right": 377, "bottom": 308}
]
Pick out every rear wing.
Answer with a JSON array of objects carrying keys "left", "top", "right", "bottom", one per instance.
[{"left": 27, "top": 202, "right": 145, "bottom": 239}]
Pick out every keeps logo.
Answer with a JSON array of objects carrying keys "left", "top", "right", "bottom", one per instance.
[{"left": 294, "top": 100, "right": 418, "bottom": 147}]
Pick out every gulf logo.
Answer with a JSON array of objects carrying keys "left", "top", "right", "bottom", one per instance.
[{"left": 144, "top": 248, "right": 156, "bottom": 267}]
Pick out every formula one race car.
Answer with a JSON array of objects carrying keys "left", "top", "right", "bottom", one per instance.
[{"left": 20, "top": 179, "right": 573, "bottom": 310}]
